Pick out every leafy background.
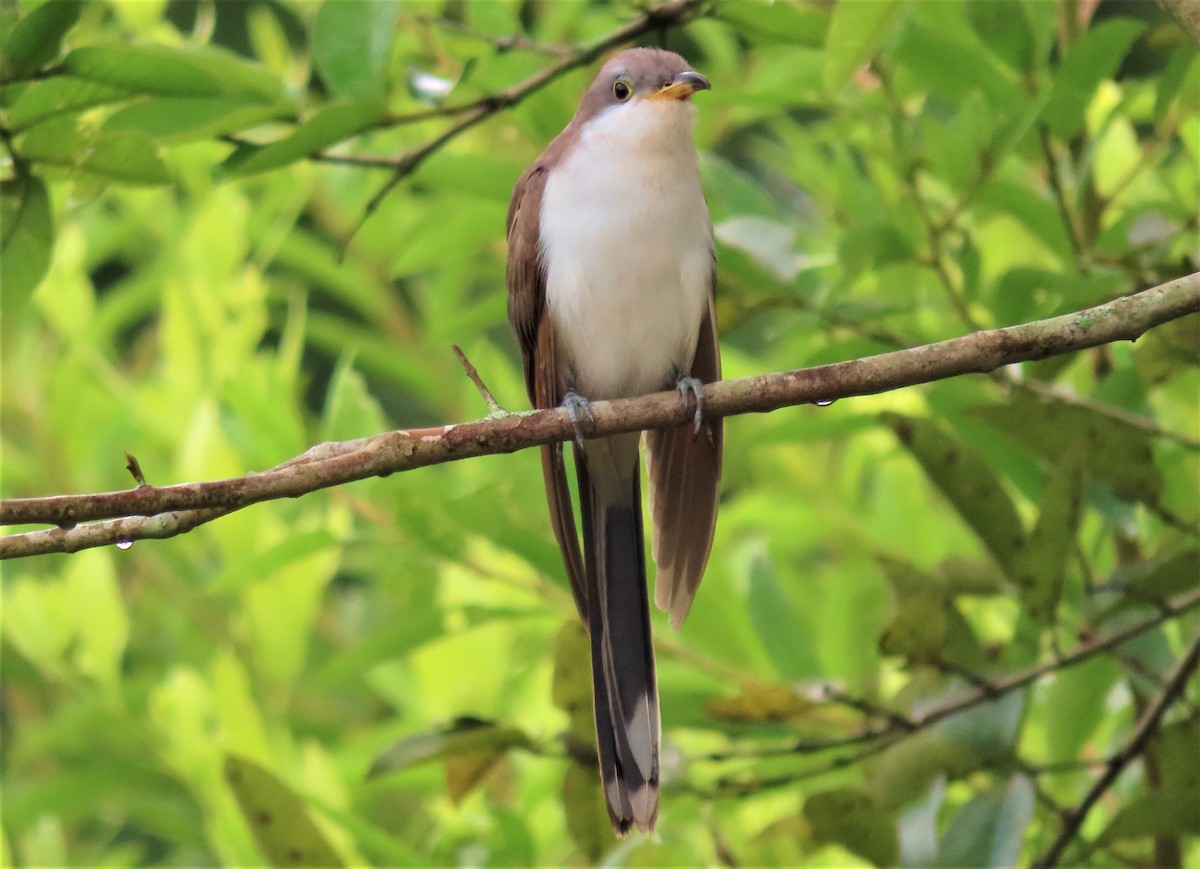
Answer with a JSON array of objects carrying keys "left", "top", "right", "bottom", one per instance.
[{"left": 2, "top": 0, "right": 1198, "bottom": 866}]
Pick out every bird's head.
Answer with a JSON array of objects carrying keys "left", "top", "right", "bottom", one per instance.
[{"left": 573, "top": 48, "right": 710, "bottom": 146}]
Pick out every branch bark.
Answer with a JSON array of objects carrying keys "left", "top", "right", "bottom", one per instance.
[
  {"left": 1158, "top": 0, "right": 1200, "bottom": 46},
  {"left": 2, "top": 274, "right": 1197, "bottom": 558}
]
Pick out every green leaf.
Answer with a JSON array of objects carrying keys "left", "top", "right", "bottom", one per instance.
[
  {"left": 978, "top": 180, "right": 1073, "bottom": 264},
  {"left": 223, "top": 756, "right": 343, "bottom": 868},
  {"left": 551, "top": 621, "right": 592, "bottom": 738},
  {"left": 561, "top": 763, "right": 606, "bottom": 863},
  {"left": 705, "top": 683, "right": 815, "bottom": 724},
  {"left": 81, "top": 132, "right": 171, "bottom": 185},
  {"left": 367, "top": 719, "right": 531, "bottom": 780},
  {"left": 883, "top": 414, "right": 1026, "bottom": 575},
  {"left": 2, "top": 0, "right": 83, "bottom": 79},
  {"left": 1150, "top": 719, "right": 1200, "bottom": 792},
  {"left": 897, "top": 777, "right": 945, "bottom": 866},
  {"left": 6, "top": 76, "right": 133, "bottom": 130},
  {"left": 933, "top": 688, "right": 1024, "bottom": 763},
  {"left": 1100, "top": 791, "right": 1200, "bottom": 842},
  {"left": 877, "top": 559, "right": 988, "bottom": 670},
  {"left": 104, "top": 94, "right": 293, "bottom": 141},
  {"left": 701, "top": 153, "right": 784, "bottom": 222},
  {"left": 879, "top": 586, "right": 948, "bottom": 665},
  {"left": 869, "top": 734, "right": 979, "bottom": 808},
  {"left": 931, "top": 557, "right": 1007, "bottom": 596},
  {"left": 741, "top": 542, "right": 820, "bottom": 679},
  {"left": 1121, "top": 549, "right": 1200, "bottom": 600},
  {"left": 312, "top": 0, "right": 399, "bottom": 99},
  {"left": 715, "top": 216, "right": 809, "bottom": 282},
  {"left": 938, "top": 774, "right": 1034, "bottom": 868},
  {"left": 837, "top": 223, "right": 915, "bottom": 279},
  {"left": 1013, "top": 454, "right": 1083, "bottom": 622},
  {"left": 1042, "top": 19, "right": 1147, "bottom": 139},
  {"left": 971, "top": 394, "right": 1164, "bottom": 507},
  {"left": 320, "top": 355, "right": 388, "bottom": 443},
  {"left": 0, "top": 173, "right": 53, "bottom": 310},
  {"left": 219, "top": 98, "right": 386, "bottom": 177},
  {"left": 66, "top": 549, "right": 128, "bottom": 697},
  {"left": 16, "top": 115, "right": 85, "bottom": 165},
  {"left": 445, "top": 750, "right": 505, "bottom": 806},
  {"left": 804, "top": 787, "right": 898, "bottom": 866},
  {"left": 1041, "top": 655, "right": 1120, "bottom": 763},
  {"left": 716, "top": 1, "right": 828, "bottom": 48},
  {"left": 823, "top": 0, "right": 902, "bottom": 90},
  {"left": 963, "top": 0, "right": 1035, "bottom": 74},
  {"left": 63, "top": 43, "right": 284, "bottom": 100},
  {"left": 892, "top": 18, "right": 1022, "bottom": 106}
]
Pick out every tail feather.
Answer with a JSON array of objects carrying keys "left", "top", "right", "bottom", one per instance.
[{"left": 577, "top": 436, "right": 660, "bottom": 835}]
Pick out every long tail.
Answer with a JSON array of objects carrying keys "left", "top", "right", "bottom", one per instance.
[{"left": 575, "top": 433, "right": 660, "bottom": 835}]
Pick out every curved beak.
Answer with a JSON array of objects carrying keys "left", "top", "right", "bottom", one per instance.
[{"left": 650, "top": 70, "right": 711, "bottom": 101}]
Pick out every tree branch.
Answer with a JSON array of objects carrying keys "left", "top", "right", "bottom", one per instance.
[
  {"left": 1032, "top": 622, "right": 1200, "bottom": 868},
  {"left": 1, "top": 274, "right": 1197, "bottom": 558},
  {"left": 695, "top": 585, "right": 1200, "bottom": 769},
  {"left": 1158, "top": 0, "right": 1200, "bottom": 46}
]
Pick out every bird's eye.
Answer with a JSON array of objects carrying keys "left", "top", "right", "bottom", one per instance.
[{"left": 613, "top": 79, "right": 632, "bottom": 101}]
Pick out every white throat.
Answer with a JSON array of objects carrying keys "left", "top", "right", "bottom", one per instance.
[{"left": 540, "top": 100, "right": 713, "bottom": 401}]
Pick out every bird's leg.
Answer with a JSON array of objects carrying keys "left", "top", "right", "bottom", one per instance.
[
  {"left": 673, "top": 372, "right": 706, "bottom": 434},
  {"left": 561, "top": 391, "right": 595, "bottom": 449}
]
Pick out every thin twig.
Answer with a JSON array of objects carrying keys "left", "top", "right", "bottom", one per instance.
[
  {"left": 1032, "top": 623, "right": 1200, "bottom": 868},
  {"left": 452, "top": 344, "right": 504, "bottom": 416},
  {"left": 1038, "top": 124, "right": 1086, "bottom": 261}
]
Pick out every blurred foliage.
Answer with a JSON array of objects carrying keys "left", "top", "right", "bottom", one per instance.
[{"left": 2, "top": 0, "right": 1198, "bottom": 866}]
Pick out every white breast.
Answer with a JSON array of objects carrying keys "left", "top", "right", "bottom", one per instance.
[{"left": 540, "top": 100, "right": 713, "bottom": 401}]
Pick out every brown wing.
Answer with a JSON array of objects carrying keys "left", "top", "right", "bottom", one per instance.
[
  {"left": 645, "top": 293, "right": 722, "bottom": 630},
  {"left": 506, "top": 162, "right": 588, "bottom": 621}
]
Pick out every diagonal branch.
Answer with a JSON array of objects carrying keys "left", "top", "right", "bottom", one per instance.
[
  {"left": 1032, "top": 622, "right": 1200, "bottom": 868},
  {"left": 1, "top": 274, "right": 1197, "bottom": 558},
  {"left": 695, "top": 585, "right": 1200, "bottom": 770}
]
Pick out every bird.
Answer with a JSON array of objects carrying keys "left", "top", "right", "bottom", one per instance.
[{"left": 505, "top": 47, "right": 721, "bottom": 835}]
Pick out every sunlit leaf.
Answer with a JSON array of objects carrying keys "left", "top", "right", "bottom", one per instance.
[
  {"left": 6, "top": 77, "right": 133, "bottom": 130},
  {"left": 313, "top": 0, "right": 400, "bottom": 99},
  {"left": 1042, "top": 19, "right": 1147, "bottom": 138},
  {"left": 224, "top": 756, "right": 343, "bottom": 868},
  {"left": 64, "top": 43, "right": 285, "bottom": 100},
  {"left": 368, "top": 718, "right": 532, "bottom": 780},
  {"left": 104, "top": 94, "right": 294, "bottom": 141},
  {"left": 2, "top": 0, "right": 83, "bottom": 79},
  {"left": 81, "top": 132, "right": 171, "bottom": 185},
  {"left": 219, "top": 98, "right": 386, "bottom": 177}
]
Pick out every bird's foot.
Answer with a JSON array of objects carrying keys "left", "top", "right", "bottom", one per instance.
[
  {"left": 561, "top": 391, "right": 595, "bottom": 448},
  {"left": 675, "top": 376, "right": 706, "bottom": 434}
]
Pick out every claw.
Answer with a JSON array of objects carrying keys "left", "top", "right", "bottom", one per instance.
[
  {"left": 675, "top": 376, "right": 706, "bottom": 434},
  {"left": 562, "top": 391, "right": 594, "bottom": 448}
]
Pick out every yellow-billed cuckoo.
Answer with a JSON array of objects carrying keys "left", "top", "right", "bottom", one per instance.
[{"left": 506, "top": 47, "right": 721, "bottom": 834}]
